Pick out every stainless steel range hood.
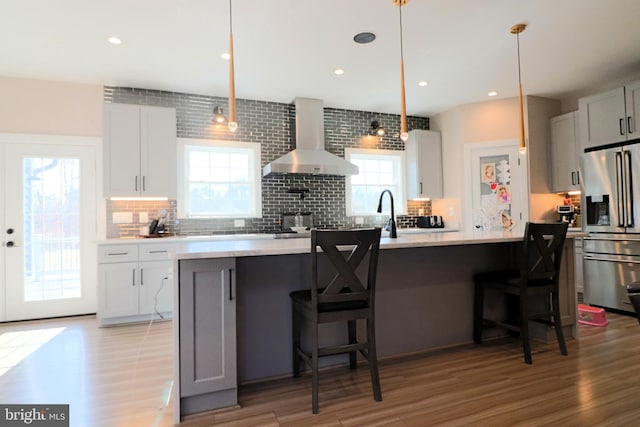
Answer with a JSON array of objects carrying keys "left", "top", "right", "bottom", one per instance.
[{"left": 262, "top": 98, "right": 359, "bottom": 176}]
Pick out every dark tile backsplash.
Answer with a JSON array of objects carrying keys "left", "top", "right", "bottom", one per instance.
[{"left": 104, "top": 86, "right": 430, "bottom": 237}]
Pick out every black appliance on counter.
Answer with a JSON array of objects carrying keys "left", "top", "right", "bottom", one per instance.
[
  {"left": 557, "top": 205, "right": 576, "bottom": 226},
  {"left": 417, "top": 215, "right": 444, "bottom": 228}
]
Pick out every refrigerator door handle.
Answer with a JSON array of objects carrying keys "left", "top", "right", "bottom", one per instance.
[
  {"left": 616, "top": 151, "right": 625, "bottom": 227},
  {"left": 624, "top": 150, "right": 634, "bottom": 227}
]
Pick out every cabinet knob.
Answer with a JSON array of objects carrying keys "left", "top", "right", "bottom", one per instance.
[
  {"left": 5, "top": 241, "right": 14, "bottom": 248},
  {"left": 6, "top": 228, "right": 13, "bottom": 235}
]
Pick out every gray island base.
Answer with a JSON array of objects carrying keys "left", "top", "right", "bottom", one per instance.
[{"left": 173, "top": 231, "right": 582, "bottom": 423}]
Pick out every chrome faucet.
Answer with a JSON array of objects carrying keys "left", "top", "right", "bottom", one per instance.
[{"left": 377, "top": 189, "right": 397, "bottom": 238}]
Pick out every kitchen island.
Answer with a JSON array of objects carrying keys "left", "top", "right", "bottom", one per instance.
[{"left": 173, "top": 229, "right": 585, "bottom": 422}]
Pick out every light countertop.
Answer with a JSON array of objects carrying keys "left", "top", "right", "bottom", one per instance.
[{"left": 171, "top": 229, "right": 587, "bottom": 260}]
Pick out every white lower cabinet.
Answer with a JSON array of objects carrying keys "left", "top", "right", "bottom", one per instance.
[{"left": 98, "top": 243, "right": 174, "bottom": 325}]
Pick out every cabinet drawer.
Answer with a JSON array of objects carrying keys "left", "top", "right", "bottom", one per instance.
[
  {"left": 139, "top": 243, "right": 175, "bottom": 261},
  {"left": 98, "top": 245, "right": 138, "bottom": 263}
]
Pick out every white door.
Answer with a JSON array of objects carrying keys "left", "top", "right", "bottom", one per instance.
[
  {"left": 1, "top": 139, "right": 98, "bottom": 322},
  {"left": 464, "top": 140, "right": 529, "bottom": 232}
]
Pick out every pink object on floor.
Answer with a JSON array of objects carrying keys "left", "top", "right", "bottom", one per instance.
[{"left": 578, "top": 304, "right": 608, "bottom": 327}]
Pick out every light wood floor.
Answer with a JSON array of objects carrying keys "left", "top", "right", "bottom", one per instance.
[{"left": 1, "top": 313, "right": 640, "bottom": 426}]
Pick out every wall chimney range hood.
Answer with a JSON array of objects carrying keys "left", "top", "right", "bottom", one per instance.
[{"left": 262, "top": 98, "right": 359, "bottom": 176}]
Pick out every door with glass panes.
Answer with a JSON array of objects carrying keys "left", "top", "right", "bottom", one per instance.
[{"left": 1, "top": 139, "right": 97, "bottom": 322}]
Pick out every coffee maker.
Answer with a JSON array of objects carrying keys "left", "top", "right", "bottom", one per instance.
[{"left": 557, "top": 205, "right": 576, "bottom": 226}]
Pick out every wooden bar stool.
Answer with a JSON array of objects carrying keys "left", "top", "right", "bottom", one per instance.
[
  {"left": 290, "top": 228, "right": 382, "bottom": 414},
  {"left": 473, "top": 222, "right": 569, "bottom": 364}
]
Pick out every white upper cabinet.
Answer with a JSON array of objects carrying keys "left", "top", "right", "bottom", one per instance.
[
  {"left": 578, "top": 80, "right": 640, "bottom": 152},
  {"left": 103, "top": 103, "right": 177, "bottom": 197},
  {"left": 405, "top": 129, "right": 443, "bottom": 199},
  {"left": 626, "top": 80, "right": 640, "bottom": 140},
  {"left": 550, "top": 111, "right": 580, "bottom": 192}
]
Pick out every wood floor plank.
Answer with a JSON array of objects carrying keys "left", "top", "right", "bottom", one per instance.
[{"left": 2, "top": 313, "right": 640, "bottom": 426}]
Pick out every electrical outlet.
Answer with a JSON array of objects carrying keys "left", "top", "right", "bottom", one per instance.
[
  {"left": 234, "top": 219, "right": 245, "bottom": 228},
  {"left": 139, "top": 212, "right": 149, "bottom": 223},
  {"left": 112, "top": 212, "right": 133, "bottom": 224}
]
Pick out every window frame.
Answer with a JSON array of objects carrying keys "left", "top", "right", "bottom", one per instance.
[
  {"left": 345, "top": 147, "right": 406, "bottom": 217},
  {"left": 176, "top": 137, "right": 262, "bottom": 219}
]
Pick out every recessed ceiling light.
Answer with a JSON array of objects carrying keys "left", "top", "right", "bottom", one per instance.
[
  {"left": 334, "top": 68, "right": 345, "bottom": 76},
  {"left": 418, "top": 81, "right": 428, "bottom": 87},
  {"left": 107, "top": 36, "right": 122, "bottom": 45},
  {"left": 353, "top": 32, "right": 376, "bottom": 44},
  {"left": 488, "top": 91, "right": 498, "bottom": 97},
  {"left": 221, "top": 52, "right": 230, "bottom": 60}
]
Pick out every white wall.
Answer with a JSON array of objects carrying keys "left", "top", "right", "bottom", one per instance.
[
  {"left": 429, "top": 98, "right": 521, "bottom": 228},
  {"left": 0, "top": 76, "right": 103, "bottom": 136},
  {"left": 429, "top": 96, "right": 564, "bottom": 228}
]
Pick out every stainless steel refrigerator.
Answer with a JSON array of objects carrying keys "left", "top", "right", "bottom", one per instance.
[{"left": 582, "top": 140, "right": 640, "bottom": 312}]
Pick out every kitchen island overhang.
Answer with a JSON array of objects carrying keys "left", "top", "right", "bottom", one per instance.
[{"left": 172, "top": 230, "right": 585, "bottom": 422}]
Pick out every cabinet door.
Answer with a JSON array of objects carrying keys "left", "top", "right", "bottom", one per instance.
[
  {"left": 626, "top": 80, "right": 640, "bottom": 138},
  {"left": 550, "top": 112, "right": 580, "bottom": 192},
  {"left": 140, "top": 106, "right": 177, "bottom": 197},
  {"left": 179, "top": 258, "right": 237, "bottom": 398},
  {"left": 103, "top": 103, "right": 141, "bottom": 196},
  {"left": 139, "top": 260, "right": 173, "bottom": 315},
  {"left": 578, "top": 87, "right": 626, "bottom": 150},
  {"left": 98, "top": 262, "right": 139, "bottom": 318},
  {"left": 406, "top": 130, "right": 443, "bottom": 199}
]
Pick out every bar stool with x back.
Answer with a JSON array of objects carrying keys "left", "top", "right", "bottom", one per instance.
[
  {"left": 290, "top": 227, "right": 382, "bottom": 414},
  {"left": 473, "top": 222, "right": 569, "bottom": 364}
]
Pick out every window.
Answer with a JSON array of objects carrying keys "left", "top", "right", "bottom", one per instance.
[
  {"left": 177, "top": 138, "right": 262, "bottom": 218},
  {"left": 345, "top": 148, "right": 405, "bottom": 216}
]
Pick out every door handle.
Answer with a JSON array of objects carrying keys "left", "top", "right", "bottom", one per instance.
[
  {"left": 135, "top": 176, "right": 138, "bottom": 192},
  {"left": 620, "top": 118, "right": 626, "bottom": 135},
  {"left": 571, "top": 172, "right": 576, "bottom": 186},
  {"left": 624, "top": 150, "right": 634, "bottom": 227},
  {"left": 229, "top": 269, "right": 234, "bottom": 301},
  {"left": 142, "top": 176, "right": 146, "bottom": 192},
  {"left": 584, "top": 255, "right": 640, "bottom": 265},
  {"left": 616, "top": 151, "right": 624, "bottom": 227},
  {"left": 140, "top": 268, "right": 144, "bottom": 285},
  {"left": 420, "top": 182, "right": 423, "bottom": 195},
  {"left": 629, "top": 116, "right": 635, "bottom": 134},
  {"left": 132, "top": 268, "right": 136, "bottom": 286}
]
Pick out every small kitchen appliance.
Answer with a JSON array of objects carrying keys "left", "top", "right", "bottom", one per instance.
[
  {"left": 417, "top": 215, "right": 444, "bottom": 228},
  {"left": 557, "top": 205, "right": 575, "bottom": 226}
]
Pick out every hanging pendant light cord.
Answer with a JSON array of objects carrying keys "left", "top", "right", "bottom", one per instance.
[
  {"left": 397, "top": 1, "right": 408, "bottom": 141},
  {"left": 512, "top": 24, "right": 526, "bottom": 153},
  {"left": 516, "top": 31, "right": 522, "bottom": 87},
  {"left": 399, "top": 5, "right": 404, "bottom": 62},
  {"left": 227, "top": 0, "right": 238, "bottom": 131},
  {"left": 229, "top": 0, "right": 233, "bottom": 35}
]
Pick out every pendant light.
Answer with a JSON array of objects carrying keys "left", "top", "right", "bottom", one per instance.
[
  {"left": 393, "top": 0, "right": 409, "bottom": 142},
  {"left": 227, "top": 0, "right": 238, "bottom": 132},
  {"left": 511, "top": 23, "right": 526, "bottom": 154}
]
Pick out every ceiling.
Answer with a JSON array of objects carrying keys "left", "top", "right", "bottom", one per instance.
[{"left": 3, "top": 0, "right": 640, "bottom": 117}]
